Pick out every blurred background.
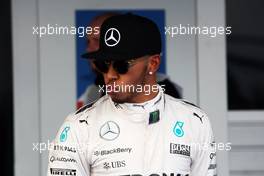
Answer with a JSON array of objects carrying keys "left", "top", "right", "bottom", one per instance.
[{"left": 1, "top": 0, "right": 263, "bottom": 176}]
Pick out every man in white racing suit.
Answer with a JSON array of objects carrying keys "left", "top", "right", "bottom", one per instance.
[{"left": 47, "top": 13, "right": 217, "bottom": 176}]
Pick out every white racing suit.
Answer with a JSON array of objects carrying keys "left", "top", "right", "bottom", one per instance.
[{"left": 47, "top": 87, "right": 217, "bottom": 176}]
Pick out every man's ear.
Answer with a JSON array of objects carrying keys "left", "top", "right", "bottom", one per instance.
[{"left": 148, "top": 54, "right": 161, "bottom": 74}]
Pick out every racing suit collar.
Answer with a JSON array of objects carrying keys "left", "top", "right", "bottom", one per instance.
[
  {"left": 109, "top": 85, "right": 165, "bottom": 124},
  {"left": 121, "top": 86, "right": 163, "bottom": 112}
]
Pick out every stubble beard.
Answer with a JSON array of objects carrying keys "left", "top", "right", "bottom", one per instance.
[{"left": 110, "top": 66, "right": 148, "bottom": 104}]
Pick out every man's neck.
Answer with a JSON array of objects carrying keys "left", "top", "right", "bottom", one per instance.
[{"left": 128, "top": 84, "right": 159, "bottom": 104}]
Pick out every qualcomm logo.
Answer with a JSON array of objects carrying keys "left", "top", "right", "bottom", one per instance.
[
  {"left": 100, "top": 121, "right": 120, "bottom": 141},
  {"left": 50, "top": 156, "right": 77, "bottom": 163},
  {"left": 60, "top": 126, "right": 70, "bottom": 142},
  {"left": 104, "top": 28, "right": 121, "bottom": 47},
  {"left": 173, "top": 121, "right": 184, "bottom": 137}
]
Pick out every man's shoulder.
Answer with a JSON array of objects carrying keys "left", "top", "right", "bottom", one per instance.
[
  {"left": 52, "top": 95, "right": 110, "bottom": 145},
  {"left": 67, "top": 95, "right": 110, "bottom": 123},
  {"left": 165, "top": 95, "right": 214, "bottom": 142},
  {"left": 165, "top": 94, "right": 210, "bottom": 125},
  {"left": 164, "top": 94, "right": 200, "bottom": 110}
]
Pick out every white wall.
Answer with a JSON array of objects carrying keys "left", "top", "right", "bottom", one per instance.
[
  {"left": 12, "top": 0, "right": 41, "bottom": 175},
  {"left": 228, "top": 112, "right": 264, "bottom": 176},
  {"left": 196, "top": 0, "right": 229, "bottom": 175}
]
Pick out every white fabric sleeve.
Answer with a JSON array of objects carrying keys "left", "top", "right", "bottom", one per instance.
[
  {"left": 47, "top": 119, "right": 90, "bottom": 176},
  {"left": 190, "top": 114, "right": 217, "bottom": 176}
]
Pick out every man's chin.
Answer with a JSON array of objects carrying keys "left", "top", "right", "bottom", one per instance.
[
  {"left": 108, "top": 92, "right": 127, "bottom": 104},
  {"left": 111, "top": 97, "right": 126, "bottom": 104}
]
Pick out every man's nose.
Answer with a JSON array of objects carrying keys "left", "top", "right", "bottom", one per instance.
[{"left": 104, "top": 64, "right": 118, "bottom": 84}]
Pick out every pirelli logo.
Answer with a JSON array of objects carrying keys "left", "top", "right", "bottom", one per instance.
[
  {"left": 50, "top": 168, "right": 76, "bottom": 175},
  {"left": 170, "top": 143, "right": 191, "bottom": 157}
]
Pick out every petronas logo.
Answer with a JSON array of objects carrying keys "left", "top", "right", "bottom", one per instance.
[
  {"left": 173, "top": 121, "right": 184, "bottom": 137},
  {"left": 60, "top": 126, "right": 70, "bottom": 142}
]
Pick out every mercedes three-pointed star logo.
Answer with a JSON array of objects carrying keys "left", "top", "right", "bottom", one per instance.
[
  {"left": 99, "top": 121, "right": 120, "bottom": 141},
  {"left": 104, "top": 28, "right": 121, "bottom": 47}
]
